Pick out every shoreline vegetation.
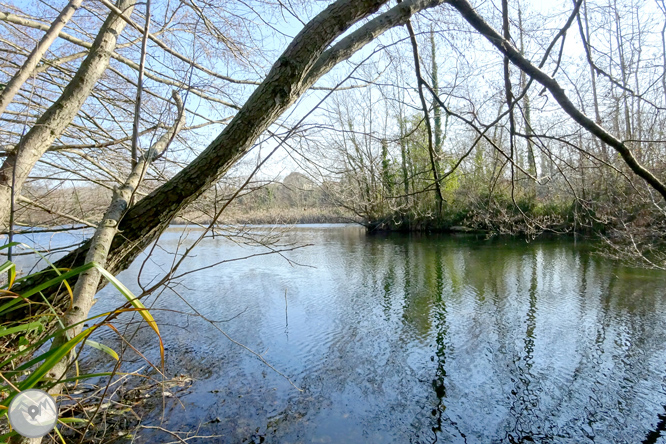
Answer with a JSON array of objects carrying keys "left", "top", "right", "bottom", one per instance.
[{"left": 11, "top": 169, "right": 652, "bottom": 239}]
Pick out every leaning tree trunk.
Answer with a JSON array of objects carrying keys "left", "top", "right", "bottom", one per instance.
[
  {"left": 4, "top": 0, "right": 446, "bottom": 329},
  {"left": 12, "top": 92, "right": 184, "bottom": 444},
  {"left": 0, "top": 0, "right": 137, "bottom": 230}
]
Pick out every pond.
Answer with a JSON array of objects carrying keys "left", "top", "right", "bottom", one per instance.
[{"left": 12, "top": 225, "right": 666, "bottom": 443}]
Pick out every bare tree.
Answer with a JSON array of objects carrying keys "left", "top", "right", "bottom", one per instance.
[
  {"left": 0, "top": 0, "right": 84, "bottom": 117},
  {"left": 0, "top": 0, "right": 137, "bottom": 229}
]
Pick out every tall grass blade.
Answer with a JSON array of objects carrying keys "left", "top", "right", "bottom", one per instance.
[
  {"left": 0, "top": 263, "right": 94, "bottom": 315},
  {"left": 0, "top": 321, "right": 43, "bottom": 338},
  {"left": 95, "top": 265, "right": 164, "bottom": 366},
  {"left": 0, "top": 260, "right": 16, "bottom": 289}
]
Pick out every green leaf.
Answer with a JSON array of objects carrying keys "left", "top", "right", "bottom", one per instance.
[
  {"left": 0, "top": 263, "right": 94, "bottom": 315},
  {"left": 0, "top": 334, "right": 54, "bottom": 370},
  {"left": 0, "top": 321, "right": 43, "bottom": 338},
  {"left": 85, "top": 340, "right": 119, "bottom": 360},
  {"left": 58, "top": 417, "right": 89, "bottom": 424},
  {"left": 0, "top": 242, "right": 21, "bottom": 251},
  {"left": 0, "top": 260, "right": 16, "bottom": 289},
  {"left": 95, "top": 264, "right": 164, "bottom": 365},
  {"left": 20, "top": 263, "right": 94, "bottom": 299},
  {"left": 3, "top": 307, "right": 157, "bottom": 372},
  {"left": 53, "top": 424, "right": 66, "bottom": 444},
  {"left": 0, "top": 298, "right": 29, "bottom": 317},
  {"left": 11, "top": 347, "right": 59, "bottom": 372},
  {"left": 0, "top": 431, "right": 17, "bottom": 441}
]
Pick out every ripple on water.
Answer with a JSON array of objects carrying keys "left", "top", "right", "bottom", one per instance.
[{"left": 70, "top": 229, "right": 666, "bottom": 443}]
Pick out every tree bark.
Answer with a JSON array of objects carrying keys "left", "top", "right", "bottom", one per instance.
[
  {"left": 399, "top": 116, "right": 411, "bottom": 206},
  {"left": 431, "top": 26, "right": 443, "bottom": 153},
  {"left": 517, "top": 3, "right": 536, "bottom": 179},
  {"left": 0, "top": 0, "right": 137, "bottom": 229},
  {"left": 130, "top": 0, "right": 151, "bottom": 170},
  {"left": 501, "top": 0, "right": 518, "bottom": 197},
  {"left": 405, "top": 17, "right": 444, "bottom": 213}
]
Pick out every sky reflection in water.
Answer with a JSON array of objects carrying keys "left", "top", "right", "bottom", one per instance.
[{"left": 70, "top": 225, "right": 666, "bottom": 443}]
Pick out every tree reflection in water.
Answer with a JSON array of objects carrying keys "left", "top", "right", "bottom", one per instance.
[{"left": 79, "top": 227, "right": 666, "bottom": 443}]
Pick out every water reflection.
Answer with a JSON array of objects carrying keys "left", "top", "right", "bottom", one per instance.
[
  {"left": 75, "top": 226, "right": 666, "bottom": 443},
  {"left": 644, "top": 405, "right": 666, "bottom": 443}
]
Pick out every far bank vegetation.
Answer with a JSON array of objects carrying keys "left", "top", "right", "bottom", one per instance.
[{"left": 15, "top": 172, "right": 350, "bottom": 227}]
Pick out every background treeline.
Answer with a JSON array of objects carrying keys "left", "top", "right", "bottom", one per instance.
[{"left": 17, "top": 172, "right": 350, "bottom": 227}]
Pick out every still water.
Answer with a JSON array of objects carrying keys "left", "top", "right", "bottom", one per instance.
[{"left": 17, "top": 225, "right": 666, "bottom": 443}]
